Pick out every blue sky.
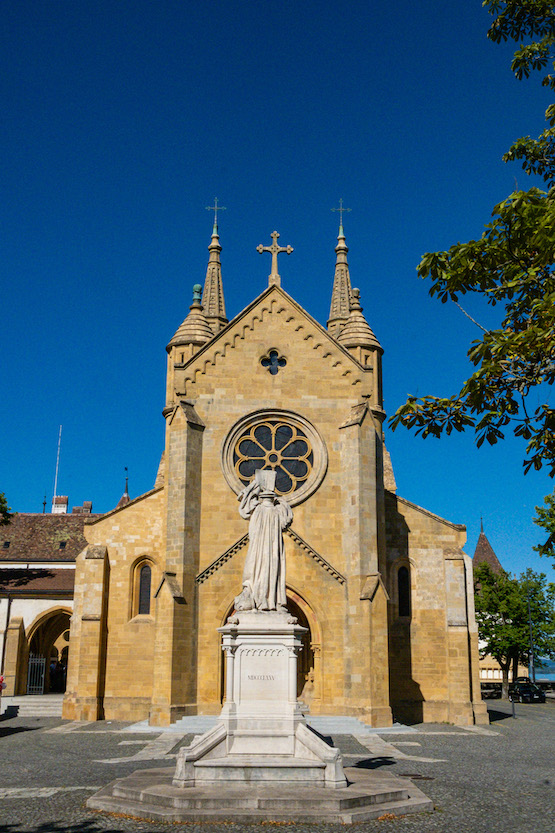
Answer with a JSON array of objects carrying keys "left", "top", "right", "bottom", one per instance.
[{"left": 2, "top": 1, "right": 554, "bottom": 578}]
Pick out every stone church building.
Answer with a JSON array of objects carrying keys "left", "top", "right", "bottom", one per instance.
[{"left": 62, "top": 218, "right": 488, "bottom": 728}]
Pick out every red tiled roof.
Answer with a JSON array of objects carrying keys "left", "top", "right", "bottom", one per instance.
[
  {"left": 473, "top": 531, "right": 504, "bottom": 574},
  {"left": 0, "top": 513, "right": 100, "bottom": 563},
  {"left": 0, "top": 567, "right": 74, "bottom": 594}
]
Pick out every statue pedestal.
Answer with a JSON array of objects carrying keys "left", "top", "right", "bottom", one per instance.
[
  {"left": 173, "top": 610, "right": 346, "bottom": 789},
  {"left": 88, "top": 609, "right": 433, "bottom": 819}
]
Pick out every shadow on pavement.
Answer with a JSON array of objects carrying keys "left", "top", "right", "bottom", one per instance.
[
  {"left": 0, "top": 725, "right": 42, "bottom": 739},
  {"left": 0, "top": 823, "right": 113, "bottom": 833},
  {"left": 0, "top": 707, "right": 19, "bottom": 721},
  {"left": 353, "top": 755, "right": 397, "bottom": 770},
  {"left": 487, "top": 707, "right": 514, "bottom": 723}
]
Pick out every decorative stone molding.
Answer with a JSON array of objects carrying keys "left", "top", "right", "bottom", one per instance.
[
  {"left": 175, "top": 292, "right": 370, "bottom": 396},
  {"left": 85, "top": 545, "right": 108, "bottom": 560},
  {"left": 154, "top": 571, "right": 186, "bottom": 604},
  {"left": 360, "top": 573, "right": 390, "bottom": 602},
  {"left": 196, "top": 527, "right": 345, "bottom": 587},
  {"left": 285, "top": 528, "right": 345, "bottom": 585},
  {"left": 195, "top": 534, "right": 249, "bottom": 585},
  {"left": 339, "top": 401, "right": 368, "bottom": 429}
]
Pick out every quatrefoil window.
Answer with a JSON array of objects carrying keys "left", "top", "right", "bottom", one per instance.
[
  {"left": 261, "top": 350, "right": 286, "bottom": 375},
  {"left": 222, "top": 410, "right": 327, "bottom": 505}
]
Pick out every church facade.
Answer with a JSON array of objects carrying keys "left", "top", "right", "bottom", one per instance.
[{"left": 62, "top": 219, "right": 487, "bottom": 727}]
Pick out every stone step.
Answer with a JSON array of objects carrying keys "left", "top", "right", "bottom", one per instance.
[
  {"left": 0, "top": 696, "right": 64, "bottom": 717},
  {"left": 192, "top": 754, "right": 327, "bottom": 786},
  {"left": 114, "top": 773, "right": 409, "bottom": 811},
  {"left": 166, "top": 714, "right": 414, "bottom": 735},
  {"left": 89, "top": 767, "right": 433, "bottom": 823},
  {"left": 169, "top": 716, "right": 220, "bottom": 733}
]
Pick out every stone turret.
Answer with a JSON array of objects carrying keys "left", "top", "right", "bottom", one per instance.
[
  {"left": 166, "top": 284, "right": 213, "bottom": 405},
  {"left": 168, "top": 284, "right": 213, "bottom": 356},
  {"left": 327, "top": 221, "right": 352, "bottom": 338},
  {"left": 201, "top": 218, "right": 228, "bottom": 333},
  {"left": 338, "top": 288, "right": 383, "bottom": 408}
]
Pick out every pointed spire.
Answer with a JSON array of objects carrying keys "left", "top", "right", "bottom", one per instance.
[
  {"left": 473, "top": 523, "right": 504, "bottom": 574},
  {"left": 337, "top": 288, "right": 382, "bottom": 351},
  {"left": 327, "top": 210, "right": 353, "bottom": 337},
  {"left": 202, "top": 200, "right": 228, "bottom": 333},
  {"left": 116, "top": 467, "right": 130, "bottom": 510},
  {"left": 168, "top": 284, "right": 214, "bottom": 353}
]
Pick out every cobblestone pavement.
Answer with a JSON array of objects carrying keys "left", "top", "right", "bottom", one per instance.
[{"left": 0, "top": 701, "right": 553, "bottom": 833}]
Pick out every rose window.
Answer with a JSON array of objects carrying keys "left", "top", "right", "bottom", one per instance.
[
  {"left": 222, "top": 410, "right": 327, "bottom": 506},
  {"left": 233, "top": 421, "right": 313, "bottom": 496}
]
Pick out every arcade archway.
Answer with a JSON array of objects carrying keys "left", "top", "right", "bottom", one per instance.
[{"left": 26, "top": 609, "right": 71, "bottom": 694}]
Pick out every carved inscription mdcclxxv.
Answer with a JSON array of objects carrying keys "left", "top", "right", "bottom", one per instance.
[{"left": 248, "top": 674, "right": 275, "bottom": 681}]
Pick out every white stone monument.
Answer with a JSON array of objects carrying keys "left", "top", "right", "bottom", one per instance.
[
  {"left": 173, "top": 469, "right": 346, "bottom": 788},
  {"left": 88, "top": 468, "right": 433, "bottom": 820}
]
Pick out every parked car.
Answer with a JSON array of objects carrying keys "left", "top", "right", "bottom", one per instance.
[
  {"left": 480, "top": 684, "right": 501, "bottom": 699},
  {"left": 509, "top": 682, "right": 546, "bottom": 703}
]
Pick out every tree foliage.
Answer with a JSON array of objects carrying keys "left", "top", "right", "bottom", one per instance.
[
  {"left": 534, "top": 489, "right": 555, "bottom": 555},
  {"left": 487, "top": 0, "right": 555, "bottom": 185},
  {"left": 474, "top": 562, "right": 555, "bottom": 697},
  {"left": 390, "top": 1, "right": 555, "bottom": 555},
  {"left": 0, "top": 492, "right": 13, "bottom": 526},
  {"left": 390, "top": 187, "right": 555, "bottom": 475}
]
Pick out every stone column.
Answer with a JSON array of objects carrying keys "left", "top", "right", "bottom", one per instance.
[
  {"left": 338, "top": 404, "right": 392, "bottom": 727},
  {"left": 2, "top": 617, "right": 25, "bottom": 696},
  {"left": 63, "top": 545, "right": 109, "bottom": 721},
  {"left": 150, "top": 401, "right": 204, "bottom": 726}
]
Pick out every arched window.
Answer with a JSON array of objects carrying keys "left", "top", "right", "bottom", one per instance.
[
  {"left": 398, "top": 565, "right": 411, "bottom": 617},
  {"left": 137, "top": 564, "right": 152, "bottom": 615},
  {"left": 130, "top": 559, "right": 155, "bottom": 619}
]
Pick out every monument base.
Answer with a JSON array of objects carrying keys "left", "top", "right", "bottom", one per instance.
[
  {"left": 88, "top": 766, "right": 433, "bottom": 824},
  {"left": 87, "top": 610, "right": 433, "bottom": 822},
  {"left": 173, "top": 610, "right": 346, "bottom": 789}
]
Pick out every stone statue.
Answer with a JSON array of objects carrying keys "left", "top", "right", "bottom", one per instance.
[{"left": 234, "top": 469, "right": 293, "bottom": 612}]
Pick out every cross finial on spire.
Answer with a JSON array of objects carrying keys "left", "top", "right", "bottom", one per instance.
[
  {"left": 331, "top": 198, "right": 352, "bottom": 233},
  {"left": 124, "top": 466, "right": 129, "bottom": 495},
  {"left": 205, "top": 198, "right": 226, "bottom": 232},
  {"left": 256, "top": 231, "right": 293, "bottom": 287}
]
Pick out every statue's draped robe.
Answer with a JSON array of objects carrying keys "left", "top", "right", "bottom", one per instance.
[{"left": 239, "top": 485, "right": 293, "bottom": 610}]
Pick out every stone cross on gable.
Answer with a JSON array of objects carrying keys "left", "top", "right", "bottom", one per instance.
[{"left": 257, "top": 231, "right": 293, "bottom": 287}]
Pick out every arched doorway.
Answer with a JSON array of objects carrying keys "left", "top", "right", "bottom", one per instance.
[
  {"left": 219, "top": 594, "right": 315, "bottom": 702},
  {"left": 26, "top": 610, "right": 71, "bottom": 694},
  {"left": 287, "top": 597, "right": 314, "bottom": 699}
]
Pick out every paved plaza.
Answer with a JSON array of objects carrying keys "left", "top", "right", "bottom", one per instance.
[{"left": 0, "top": 701, "right": 553, "bottom": 833}]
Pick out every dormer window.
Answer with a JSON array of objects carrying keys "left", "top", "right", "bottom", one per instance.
[
  {"left": 59, "top": 541, "right": 67, "bottom": 550},
  {"left": 3, "top": 541, "right": 9, "bottom": 549}
]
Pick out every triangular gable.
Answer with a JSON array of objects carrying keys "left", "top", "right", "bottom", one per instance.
[
  {"left": 175, "top": 284, "right": 372, "bottom": 395},
  {"left": 195, "top": 528, "right": 345, "bottom": 586},
  {"left": 84, "top": 486, "right": 164, "bottom": 525},
  {"left": 391, "top": 493, "right": 466, "bottom": 532}
]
